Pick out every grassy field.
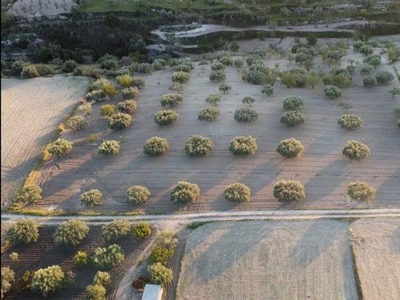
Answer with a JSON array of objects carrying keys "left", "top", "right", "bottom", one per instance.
[{"left": 177, "top": 220, "right": 358, "bottom": 300}]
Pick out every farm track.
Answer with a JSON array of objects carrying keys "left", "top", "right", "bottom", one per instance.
[{"left": 166, "top": 236, "right": 186, "bottom": 300}]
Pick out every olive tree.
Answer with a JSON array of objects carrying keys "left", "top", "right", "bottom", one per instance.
[
  {"left": 132, "top": 222, "right": 152, "bottom": 238},
  {"left": 1, "top": 267, "right": 15, "bottom": 299},
  {"left": 280, "top": 111, "right": 305, "bottom": 127},
  {"left": 85, "top": 284, "right": 106, "bottom": 300},
  {"left": 276, "top": 138, "right": 304, "bottom": 158},
  {"left": 234, "top": 108, "right": 258, "bottom": 123},
  {"left": 7, "top": 219, "right": 39, "bottom": 244},
  {"left": 224, "top": 183, "right": 251, "bottom": 203},
  {"left": 147, "top": 263, "right": 173, "bottom": 286},
  {"left": 31, "top": 266, "right": 64, "bottom": 297},
  {"left": 98, "top": 140, "right": 120, "bottom": 156},
  {"left": 160, "top": 94, "right": 183, "bottom": 107},
  {"left": 93, "top": 271, "right": 111, "bottom": 287},
  {"left": 198, "top": 107, "right": 220, "bottom": 122},
  {"left": 389, "top": 87, "right": 400, "bottom": 99},
  {"left": 375, "top": 71, "right": 395, "bottom": 84},
  {"left": 121, "top": 87, "right": 140, "bottom": 100},
  {"left": 118, "top": 100, "right": 137, "bottom": 114},
  {"left": 73, "top": 251, "right": 89, "bottom": 266},
  {"left": 172, "top": 71, "right": 190, "bottom": 84},
  {"left": 363, "top": 75, "right": 377, "bottom": 87},
  {"left": 185, "top": 135, "right": 214, "bottom": 157},
  {"left": 127, "top": 185, "right": 151, "bottom": 205},
  {"left": 283, "top": 96, "right": 304, "bottom": 110},
  {"left": 324, "top": 85, "right": 342, "bottom": 99},
  {"left": 143, "top": 137, "right": 169, "bottom": 156},
  {"left": 102, "top": 220, "right": 132, "bottom": 242},
  {"left": 360, "top": 64, "right": 373, "bottom": 75},
  {"left": 211, "top": 63, "right": 225, "bottom": 71},
  {"left": 205, "top": 94, "right": 221, "bottom": 106},
  {"left": 342, "top": 140, "right": 370, "bottom": 160},
  {"left": 338, "top": 114, "right": 363, "bottom": 130},
  {"left": 348, "top": 181, "right": 376, "bottom": 201},
  {"left": 80, "top": 189, "right": 103, "bottom": 207},
  {"left": 17, "top": 184, "right": 42, "bottom": 204},
  {"left": 53, "top": 219, "right": 89, "bottom": 246},
  {"left": 261, "top": 84, "right": 274, "bottom": 96},
  {"left": 100, "top": 104, "right": 116, "bottom": 117},
  {"left": 47, "top": 139, "right": 73, "bottom": 157},
  {"left": 273, "top": 180, "right": 306, "bottom": 202},
  {"left": 242, "top": 96, "right": 255, "bottom": 107},
  {"left": 92, "top": 244, "right": 125, "bottom": 270},
  {"left": 229, "top": 136, "right": 257, "bottom": 156},
  {"left": 108, "top": 113, "right": 132, "bottom": 130},
  {"left": 209, "top": 70, "right": 226, "bottom": 82},
  {"left": 170, "top": 181, "right": 200, "bottom": 204},
  {"left": 65, "top": 116, "right": 88, "bottom": 131},
  {"left": 219, "top": 83, "right": 231, "bottom": 94},
  {"left": 154, "top": 110, "right": 178, "bottom": 126}
]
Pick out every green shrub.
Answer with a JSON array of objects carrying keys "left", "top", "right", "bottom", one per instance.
[
  {"left": 118, "top": 100, "right": 137, "bottom": 114},
  {"left": 47, "top": 139, "right": 73, "bottom": 157},
  {"left": 359, "top": 44, "right": 373, "bottom": 56},
  {"left": 98, "top": 140, "right": 120, "bottom": 156},
  {"left": 155, "top": 230, "right": 177, "bottom": 249},
  {"left": 1, "top": 267, "right": 15, "bottom": 299},
  {"left": 108, "top": 113, "right": 132, "bottom": 130},
  {"left": 363, "top": 75, "right": 377, "bottom": 87},
  {"left": 127, "top": 186, "right": 151, "bottom": 205},
  {"left": 9, "top": 252, "right": 18, "bottom": 262},
  {"left": 234, "top": 59, "right": 244, "bottom": 68},
  {"left": 65, "top": 116, "right": 88, "bottom": 130},
  {"left": 80, "top": 189, "right": 103, "bottom": 207},
  {"left": 148, "top": 246, "right": 174, "bottom": 266},
  {"left": 11, "top": 60, "right": 25, "bottom": 76},
  {"left": 172, "top": 71, "right": 190, "bottom": 84},
  {"left": 273, "top": 180, "right": 306, "bottom": 202},
  {"left": 209, "top": 70, "right": 226, "bottom": 82},
  {"left": 61, "top": 60, "right": 78, "bottom": 73},
  {"left": 117, "top": 74, "right": 134, "bottom": 87},
  {"left": 98, "top": 54, "right": 119, "bottom": 70},
  {"left": 283, "top": 96, "right": 304, "bottom": 110},
  {"left": 154, "top": 110, "right": 178, "bottom": 126},
  {"left": 102, "top": 220, "right": 132, "bottom": 242},
  {"left": 219, "top": 56, "right": 233, "bottom": 66},
  {"left": 276, "top": 138, "right": 304, "bottom": 158},
  {"left": 121, "top": 87, "right": 140, "bottom": 100},
  {"left": 219, "top": 83, "right": 231, "bottom": 94},
  {"left": 100, "top": 104, "right": 116, "bottom": 117},
  {"left": 224, "top": 183, "right": 251, "bottom": 203},
  {"left": 198, "top": 107, "right": 220, "bottom": 122},
  {"left": 234, "top": 108, "right": 258, "bottom": 123},
  {"left": 7, "top": 219, "right": 38, "bottom": 244},
  {"left": 338, "top": 114, "right": 363, "bottom": 130},
  {"left": 160, "top": 94, "right": 183, "bottom": 107},
  {"left": 205, "top": 94, "right": 221, "bottom": 106},
  {"left": 93, "top": 271, "right": 111, "bottom": 286},
  {"left": 144, "top": 137, "right": 169, "bottom": 156},
  {"left": 229, "top": 136, "right": 257, "bottom": 156},
  {"left": 132, "top": 222, "right": 151, "bottom": 238},
  {"left": 261, "top": 84, "right": 274, "bottom": 96},
  {"left": 211, "top": 63, "right": 225, "bottom": 71},
  {"left": 367, "top": 57, "right": 381, "bottom": 68},
  {"left": 138, "top": 63, "right": 153, "bottom": 74},
  {"left": 35, "top": 64, "right": 54, "bottom": 76},
  {"left": 348, "top": 182, "right": 376, "bottom": 201},
  {"left": 324, "top": 85, "right": 342, "bottom": 99},
  {"left": 242, "top": 96, "right": 255, "bottom": 107},
  {"left": 353, "top": 40, "right": 365, "bottom": 52},
  {"left": 130, "top": 77, "right": 145, "bottom": 89},
  {"left": 170, "top": 181, "right": 200, "bottom": 204},
  {"left": 169, "top": 82, "right": 185, "bottom": 94},
  {"left": 280, "top": 111, "right": 305, "bottom": 127},
  {"left": 89, "top": 78, "right": 118, "bottom": 98},
  {"left": 375, "top": 71, "right": 395, "bottom": 84},
  {"left": 85, "top": 284, "right": 106, "bottom": 300},
  {"left": 92, "top": 244, "right": 125, "bottom": 270},
  {"left": 147, "top": 263, "right": 173, "bottom": 286},
  {"left": 21, "top": 65, "right": 39, "bottom": 79},
  {"left": 73, "top": 251, "right": 89, "bottom": 266},
  {"left": 342, "top": 140, "right": 370, "bottom": 161},
  {"left": 85, "top": 90, "right": 106, "bottom": 103},
  {"left": 360, "top": 64, "right": 373, "bottom": 75},
  {"left": 389, "top": 87, "right": 400, "bottom": 98},
  {"left": 17, "top": 184, "right": 42, "bottom": 204},
  {"left": 185, "top": 135, "right": 214, "bottom": 157},
  {"left": 174, "top": 64, "right": 192, "bottom": 73},
  {"left": 31, "top": 265, "right": 64, "bottom": 297},
  {"left": 53, "top": 219, "right": 89, "bottom": 246}
]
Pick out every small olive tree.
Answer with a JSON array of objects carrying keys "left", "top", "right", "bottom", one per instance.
[
  {"left": 172, "top": 71, "right": 190, "bottom": 84},
  {"left": 229, "top": 136, "right": 258, "bottom": 156},
  {"left": 143, "top": 137, "right": 169, "bottom": 156},
  {"left": 224, "top": 183, "right": 251, "bottom": 203},
  {"left": 53, "top": 219, "right": 89, "bottom": 246},
  {"left": 198, "top": 107, "right": 220, "bottom": 122},
  {"left": 209, "top": 70, "right": 226, "bottom": 82},
  {"left": 17, "top": 184, "right": 42, "bottom": 204},
  {"left": 280, "top": 111, "right": 306, "bottom": 127},
  {"left": 219, "top": 83, "right": 231, "bottom": 94},
  {"left": 324, "top": 85, "right": 342, "bottom": 99},
  {"left": 118, "top": 100, "right": 137, "bottom": 114},
  {"left": 7, "top": 219, "right": 39, "bottom": 244},
  {"left": 98, "top": 140, "right": 120, "bottom": 156},
  {"left": 65, "top": 116, "right": 88, "bottom": 131},
  {"left": 170, "top": 181, "right": 200, "bottom": 204},
  {"left": 242, "top": 96, "right": 256, "bottom": 107},
  {"left": 127, "top": 185, "right": 151, "bottom": 205},
  {"left": 205, "top": 94, "right": 221, "bottom": 106},
  {"left": 121, "top": 87, "right": 140, "bottom": 100},
  {"left": 389, "top": 87, "right": 400, "bottom": 99},
  {"left": 31, "top": 265, "right": 64, "bottom": 297},
  {"left": 108, "top": 113, "right": 132, "bottom": 130},
  {"left": 363, "top": 75, "right": 377, "bottom": 87},
  {"left": 185, "top": 135, "right": 214, "bottom": 157},
  {"left": 147, "top": 263, "right": 173, "bottom": 286},
  {"left": 154, "top": 110, "right": 179, "bottom": 126},
  {"left": 93, "top": 271, "right": 111, "bottom": 287},
  {"left": 375, "top": 71, "right": 395, "bottom": 84},
  {"left": 261, "top": 84, "right": 274, "bottom": 96},
  {"left": 273, "top": 180, "right": 306, "bottom": 202},
  {"left": 73, "top": 251, "right": 89, "bottom": 266},
  {"left": 85, "top": 284, "right": 106, "bottom": 300},
  {"left": 342, "top": 140, "right": 370, "bottom": 160},
  {"left": 283, "top": 96, "right": 304, "bottom": 110},
  {"left": 80, "top": 189, "right": 103, "bottom": 207},
  {"left": 234, "top": 108, "right": 258, "bottom": 123},
  {"left": 348, "top": 181, "right": 376, "bottom": 201},
  {"left": 338, "top": 114, "right": 363, "bottom": 130},
  {"left": 160, "top": 94, "right": 183, "bottom": 107},
  {"left": 92, "top": 244, "right": 125, "bottom": 270},
  {"left": 276, "top": 138, "right": 304, "bottom": 158},
  {"left": 100, "top": 104, "right": 116, "bottom": 117},
  {"left": 132, "top": 222, "right": 152, "bottom": 238},
  {"left": 47, "top": 139, "right": 73, "bottom": 157},
  {"left": 1, "top": 267, "right": 15, "bottom": 299},
  {"left": 102, "top": 220, "right": 132, "bottom": 242}
]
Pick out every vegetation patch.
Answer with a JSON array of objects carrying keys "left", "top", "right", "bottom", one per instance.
[
  {"left": 154, "top": 110, "right": 179, "bottom": 126},
  {"left": 348, "top": 182, "right": 376, "bottom": 201},
  {"left": 276, "top": 138, "right": 304, "bottom": 159},
  {"left": 185, "top": 135, "right": 215, "bottom": 157},
  {"left": 273, "top": 180, "right": 306, "bottom": 202},
  {"left": 342, "top": 141, "right": 371, "bottom": 161},
  {"left": 143, "top": 137, "right": 169, "bottom": 156},
  {"left": 229, "top": 136, "right": 257, "bottom": 156},
  {"left": 170, "top": 181, "right": 200, "bottom": 204},
  {"left": 224, "top": 183, "right": 251, "bottom": 203}
]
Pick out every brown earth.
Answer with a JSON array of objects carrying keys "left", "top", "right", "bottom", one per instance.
[
  {"left": 1, "top": 76, "right": 88, "bottom": 208},
  {"left": 1, "top": 225, "right": 153, "bottom": 300}
]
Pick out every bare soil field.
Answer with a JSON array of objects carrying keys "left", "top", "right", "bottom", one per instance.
[
  {"left": 1, "top": 225, "right": 153, "bottom": 300},
  {"left": 177, "top": 220, "right": 358, "bottom": 300},
  {"left": 1, "top": 76, "right": 88, "bottom": 208},
  {"left": 28, "top": 52, "right": 400, "bottom": 214},
  {"left": 350, "top": 219, "right": 400, "bottom": 300}
]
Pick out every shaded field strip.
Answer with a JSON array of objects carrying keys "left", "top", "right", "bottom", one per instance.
[{"left": 165, "top": 237, "right": 186, "bottom": 300}]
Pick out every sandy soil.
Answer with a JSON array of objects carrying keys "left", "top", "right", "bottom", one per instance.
[
  {"left": 1, "top": 76, "right": 88, "bottom": 208},
  {"left": 350, "top": 219, "right": 400, "bottom": 300},
  {"left": 177, "top": 220, "right": 358, "bottom": 300},
  {"left": 30, "top": 51, "right": 400, "bottom": 214},
  {"left": 7, "top": 0, "right": 75, "bottom": 18}
]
